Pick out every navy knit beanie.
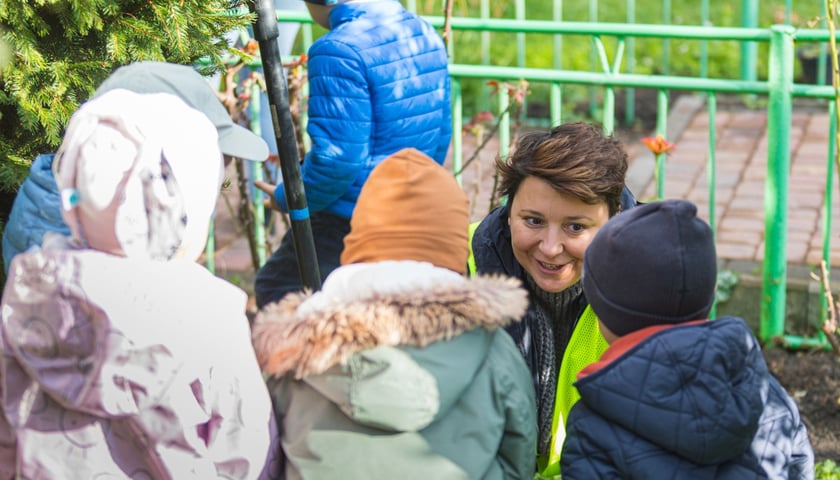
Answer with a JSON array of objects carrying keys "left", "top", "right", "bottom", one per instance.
[{"left": 582, "top": 199, "right": 717, "bottom": 337}]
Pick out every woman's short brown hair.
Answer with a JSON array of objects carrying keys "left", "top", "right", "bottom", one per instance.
[{"left": 497, "top": 122, "right": 628, "bottom": 216}]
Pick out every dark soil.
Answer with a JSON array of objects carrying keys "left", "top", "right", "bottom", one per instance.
[{"left": 764, "top": 347, "right": 840, "bottom": 463}]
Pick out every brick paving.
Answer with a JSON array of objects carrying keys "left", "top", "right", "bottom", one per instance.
[
  {"left": 209, "top": 95, "right": 837, "bottom": 294},
  {"left": 629, "top": 96, "right": 837, "bottom": 270}
]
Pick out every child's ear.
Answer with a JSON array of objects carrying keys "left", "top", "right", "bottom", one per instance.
[
  {"left": 597, "top": 320, "right": 619, "bottom": 345},
  {"left": 305, "top": 2, "right": 333, "bottom": 30}
]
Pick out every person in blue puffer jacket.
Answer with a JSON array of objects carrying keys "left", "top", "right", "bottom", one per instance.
[
  {"left": 253, "top": 0, "right": 452, "bottom": 308},
  {"left": 1, "top": 62, "right": 271, "bottom": 277},
  {"left": 561, "top": 199, "right": 814, "bottom": 480},
  {"left": 2, "top": 153, "right": 68, "bottom": 274}
]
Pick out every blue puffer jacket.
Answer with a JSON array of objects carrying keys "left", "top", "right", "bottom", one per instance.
[
  {"left": 560, "top": 317, "right": 815, "bottom": 480},
  {"left": 2, "top": 154, "right": 69, "bottom": 274},
  {"left": 273, "top": 0, "right": 451, "bottom": 219}
]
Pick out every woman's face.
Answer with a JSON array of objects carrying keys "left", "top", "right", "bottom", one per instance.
[{"left": 508, "top": 176, "right": 610, "bottom": 293}]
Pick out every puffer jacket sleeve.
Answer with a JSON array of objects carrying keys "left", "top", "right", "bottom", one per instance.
[
  {"left": 2, "top": 154, "right": 69, "bottom": 274},
  {"left": 560, "top": 404, "right": 625, "bottom": 480},
  {"left": 274, "top": 39, "right": 370, "bottom": 214},
  {"left": 433, "top": 78, "right": 452, "bottom": 162},
  {"left": 492, "top": 329, "right": 538, "bottom": 479},
  {"left": 751, "top": 376, "right": 815, "bottom": 480}
]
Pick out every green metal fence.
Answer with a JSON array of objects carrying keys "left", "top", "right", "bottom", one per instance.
[
  {"left": 402, "top": 0, "right": 831, "bottom": 123},
  {"left": 230, "top": 8, "right": 838, "bottom": 348}
]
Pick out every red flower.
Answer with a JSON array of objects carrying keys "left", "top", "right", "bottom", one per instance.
[
  {"left": 243, "top": 39, "right": 259, "bottom": 56},
  {"left": 462, "top": 110, "right": 494, "bottom": 135},
  {"left": 641, "top": 134, "right": 676, "bottom": 155}
]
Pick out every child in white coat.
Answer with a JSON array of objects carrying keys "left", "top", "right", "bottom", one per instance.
[{"left": 0, "top": 89, "right": 279, "bottom": 479}]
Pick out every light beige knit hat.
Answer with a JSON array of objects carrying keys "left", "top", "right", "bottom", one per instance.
[{"left": 341, "top": 148, "right": 469, "bottom": 274}]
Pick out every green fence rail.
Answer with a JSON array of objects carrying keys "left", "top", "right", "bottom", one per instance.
[{"left": 226, "top": 8, "right": 838, "bottom": 348}]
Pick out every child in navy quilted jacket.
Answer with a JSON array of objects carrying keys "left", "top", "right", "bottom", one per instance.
[
  {"left": 561, "top": 199, "right": 814, "bottom": 480},
  {"left": 253, "top": 0, "right": 452, "bottom": 308}
]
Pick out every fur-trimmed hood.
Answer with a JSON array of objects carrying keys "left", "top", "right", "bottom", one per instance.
[{"left": 252, "top": 260, "right": 528, "bottom": 379}]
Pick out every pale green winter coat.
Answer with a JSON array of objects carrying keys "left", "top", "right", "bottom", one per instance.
[{"left": 252, "top": 260, "right": 538, "bottom": 480}]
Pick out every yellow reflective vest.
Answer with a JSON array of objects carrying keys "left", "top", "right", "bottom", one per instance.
[{"left": 467, "top": 221, "right": 608, "bottom": 478}]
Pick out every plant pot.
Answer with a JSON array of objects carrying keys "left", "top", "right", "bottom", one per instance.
[{"left": 797, "top": 46, "right": 836, "bottom": 85}]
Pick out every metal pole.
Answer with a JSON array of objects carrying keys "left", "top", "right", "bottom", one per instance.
[
  {"left": 740, "top": 0, "right": 758, "bottom": 82},
  {"left": 551, "top": 0, "right": 562, "bottom": 127},
  {"left": 821, "top": 101, "right": 837, "bottom": 326},
  {"left": 625, "top": 0, "right": 635, "bottom": 126},
  {"left": 249, "top": 80, "right": 267, "bottom": 267},
  {"left": 451, "top": 78, "right": 463, "bottom": 186},
  {"left": 706, "top": 92, "right": 717, "bottom": 318},
  {"left": 655, "top": 89, "right": 668, "bottom": 200},
  {"left": 251, "top": 0, "right": 321, "bottom": 290},
  {"left": 760, "top": 25, "right": 794, "bottom": 342}
]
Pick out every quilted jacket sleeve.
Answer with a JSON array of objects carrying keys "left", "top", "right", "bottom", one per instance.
[
  {"left": 433, "top": 79, "right": 452, "bottom": 162},
  {"left": 560, "top": 405, "right": 625, "bottom": 480},
  {"left": 274, "top": 39, "right": 371, "bottom": 214},
  {"left": 751, "top": 376, "right": 815, "bottom": 480},
  {"left": 2, "top": 154, "right": 69, "bottom": 274}
]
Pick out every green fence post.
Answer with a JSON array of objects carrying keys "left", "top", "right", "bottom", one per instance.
[
  {"left": 515, "top": 0, "right": 526, "bottom": 68},
  {"left": 588, "top": 0, "right": 598, "bottom": 118},
  {"left": 661, "top": 0, "right": 671, "bottom": 75},
  {"left": 655, "top": 89, "right": 669, "bottom": 200},
  {"left": 550, "top": 83, "right": 562, "bottom": 127},
  {"left": 206, "top": 219, "right": 215, "bottom": 274},
  {"left": 594, "top": 36, "right": 617, "bottom": 134},
  {"left": 603, "top": 86, "right": 615, "bottom": 135},
  {"left": 300, "top": 17, "right": 313, "bottom": 153},
  {"left": 707, "top": 92, "right": 717, "bottom": 318},
  {"left": 700, "top": 0, "right": 709, "bottom": 78},
  {"left": 740, "top": 0, "right": 758, "bottom": 83},
  {"left": 515, "top": 0, "right": 527, "bottom": 121},
  {"left": 480, "top": 0, "right": 490, "bottom": 113},
  {"left": 452, "top": 78, "right": 464, "bottom": 185},
  {"left": 761, "top": 25, "right": 795, "bottom": 342},
  {"left": 250, "top": 80, "right": 267, "bottom": 267},
  {"left": 818, "top": 3, "right": 829, "bottom": 86},
  {"left": 625, "top": 0, "right": 635, "bottom": 126},
  {"left": 552, "top": 0, "right": 563, "bottom": 127},
  {"left": 498, "top": 86, "right": 510, "bottom": 164},
  {"left": 821, "top": 101, "right": 837, "bottom": 324}
]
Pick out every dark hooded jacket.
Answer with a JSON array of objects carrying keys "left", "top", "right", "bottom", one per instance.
[{"left": 560, "top": 317, "right": 814, "bottom": 480}]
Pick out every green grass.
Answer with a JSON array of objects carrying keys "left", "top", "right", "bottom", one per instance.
[
  {"left": 817, "top": 460, "right": 840, "bottom": 480},
  {"left": 404, "top": 0, "right": 828, "bottom": 119}
]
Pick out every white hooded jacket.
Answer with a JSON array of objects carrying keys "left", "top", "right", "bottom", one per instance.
[{"left": 0, "top": 90, "right": 278, "bottom": 479}]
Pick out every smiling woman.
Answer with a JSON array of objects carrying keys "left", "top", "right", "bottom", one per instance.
[
  {"left": 468, "top": 121, "right": 637, "bottom": 477},
  {"left": 508, "top": 176, "right": 610, "bottom": 294}
]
